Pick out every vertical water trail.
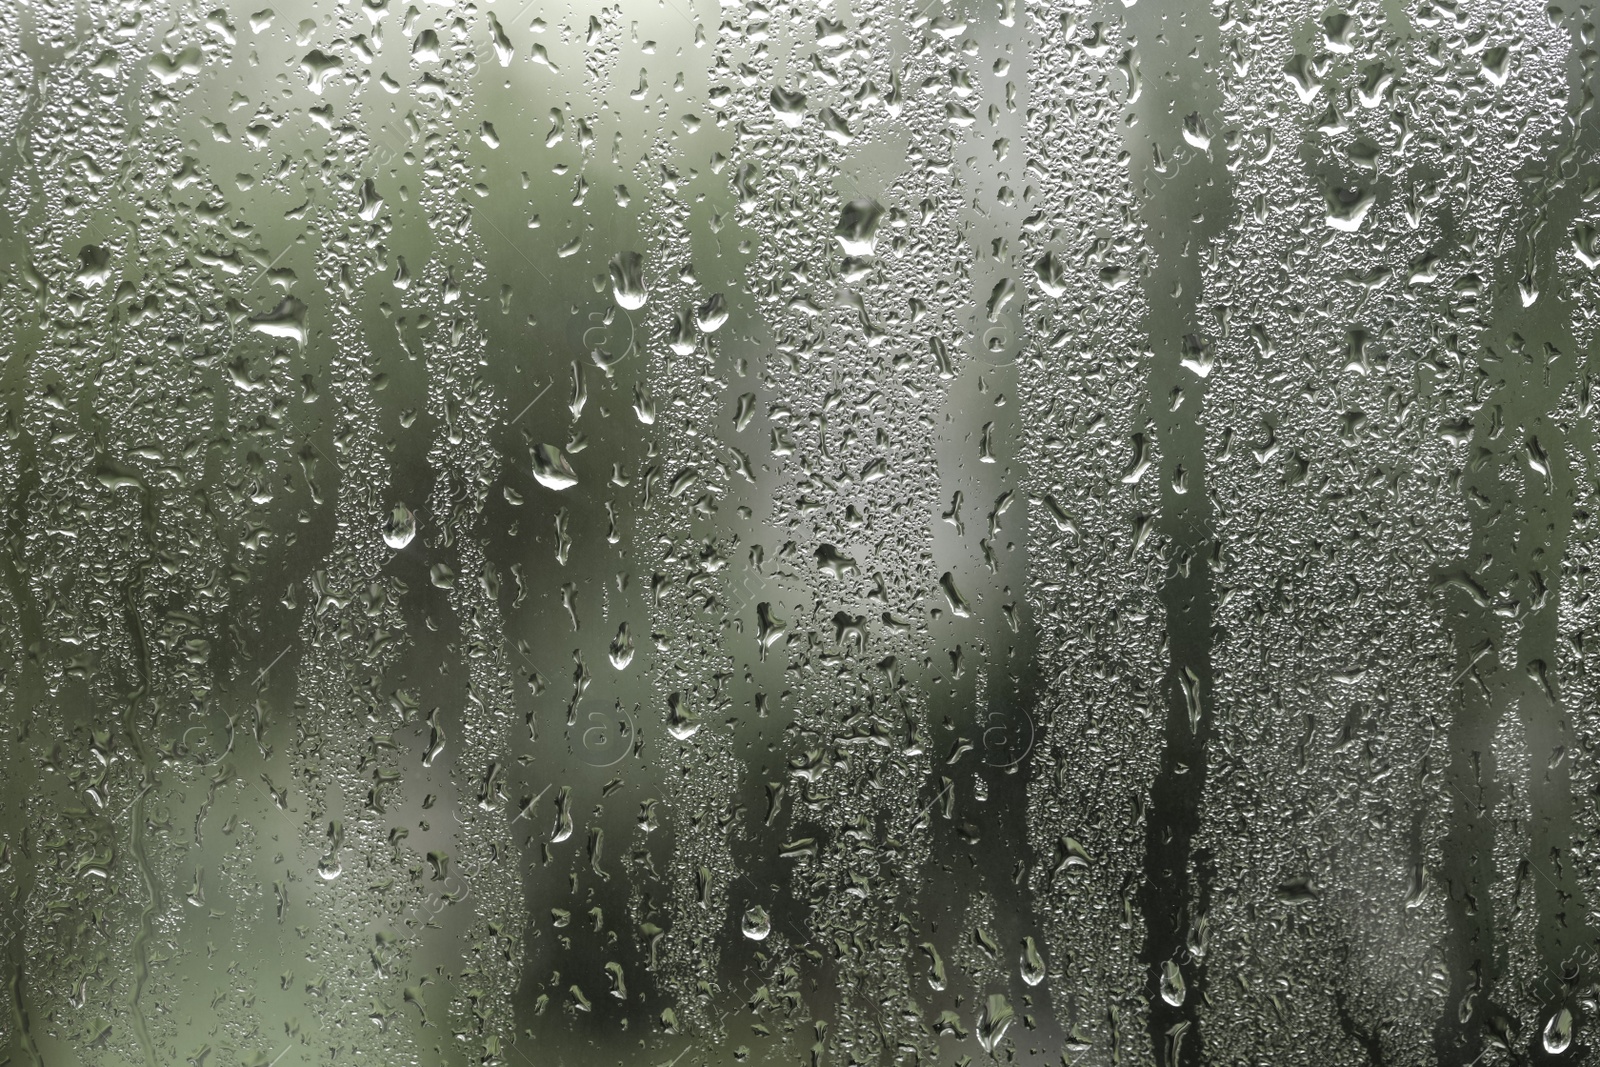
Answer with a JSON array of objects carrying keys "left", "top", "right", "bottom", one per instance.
[{"left": 1017, "top": 3, "right": 1166, "bottom": 1061}]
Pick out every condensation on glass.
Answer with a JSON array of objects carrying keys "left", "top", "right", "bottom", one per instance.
[{"left": 0, "top": 0, "right": 1596, "bottom": 1064}]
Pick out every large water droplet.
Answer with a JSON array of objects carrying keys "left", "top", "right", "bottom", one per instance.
[
  {"left": 741, "top": 905, "right": 771, "bottom": 941},
  {"left": 769, "top": 86, "right": 807, "bottom": 126},
  {"left": 609, "top": 251, "right": 647, "bottom": 310},
  {"left": 836, "top": 198, "right": 884, "bottom": 256},
  {"left": 248, "top": 296, "right": 309, "bottom": 347},
  {"left": 667, "top": 692, "right": 700, "bottom": 740},
  {"left": 609, "top": 623, "right": 634, "bottom": 669},
  {"left": 1160, "top": 960, "right": 1186, "bottom": 1007},
  {"left": 1020, "top": 937, "right": 1046, "bottom": 986},
  {"left": 532, "top": 444, "right": 579, "bottom": 491},
  {"left": 696, "top": 292, "right": 729, "bottom": 333},
  {"left": 382, "top": 504, "right": 417, "bottom": 550},
  {"left": 1034, "top": 251, "right": 1067, "bottom": 298},
  {"left": 1543, "top": 1007, "right": 1573, "bottom": 1055}
]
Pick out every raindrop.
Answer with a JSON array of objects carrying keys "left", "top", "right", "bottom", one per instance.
[
  {"left": 741, "top": 905, "right": 771, "bottom": 941},
  {"left": 382, "top": 504, "right": 416, "bottom": 550},
  {"left": 697, "top": 292, "right": 729, "bottom": 333},
  {"left": 532, "top": 445, "right": 579, "bottom": 491},
  {"left": 1543, "top": 1008, "right": 1573, "bottom": 1055},
  {"left": 836, "top": 198, "right": 884, "bottom": 256},
  {"left": 609, "top": 251, "right": 647, "bottom": 310}
]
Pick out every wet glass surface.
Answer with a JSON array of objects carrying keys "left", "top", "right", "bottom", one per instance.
[{"left": 1, "top": 0, "right": 1599, "bottom": 1064}]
